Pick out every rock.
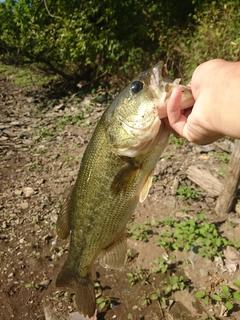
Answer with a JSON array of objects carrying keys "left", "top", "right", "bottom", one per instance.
[
  {"left": 224, "top": 246, "right": 240, "bottom": 262},
  {"left": 39, "top": 278, "right": 51, "bottom": 288},
  {"left": 10, "top": 121, "right": 21, "bottom": 126},
  {"left": 22, "top": 187, "right": 34, "bottom": 197},
  {"left": 214, "top": 139, "right": 234, "bottom": 153},
  {"left": 14, "top": 189, "right": 22, "bottom": 196},
  {"left": 2, "top": 221, "right": 7, "bottom": 229},
  {"left": 3, "top": 129, "right": 17, "bottom": 137},
  {"left": 20, "top": 201, "right": 29, "bottom": 209},
  {"left": 192, "top": 143, "right": 215, "bottom": 153}
]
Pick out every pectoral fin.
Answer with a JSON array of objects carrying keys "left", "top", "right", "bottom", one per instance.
[
  {"left": 98, "top": 230, "right": 127, "bottom": 269},
  {"left": 56, "top": 198, "right": 71, "bottom": 239},
  {"left": 139, "top": 170, "right": 154, "bottom": 203},
  {"left": 111, "top": 162, "right": 140, "bottom": 195}
]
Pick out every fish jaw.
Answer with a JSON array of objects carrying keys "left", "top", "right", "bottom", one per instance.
[{"left": 103, "top": 62, "right": 174, "bottom": 157}]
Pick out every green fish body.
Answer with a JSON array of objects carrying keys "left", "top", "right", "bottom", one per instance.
[{"left": 56, "top": 62, "right": 192, "bottom": 317}]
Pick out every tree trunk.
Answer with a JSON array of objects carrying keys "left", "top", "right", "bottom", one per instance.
[{"left": 215, "top": 139, "right": 240, "bottom": 215}]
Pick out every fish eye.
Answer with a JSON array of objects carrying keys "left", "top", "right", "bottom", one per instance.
[{"left": 130, "top": 81, "right": 144, "bottom": 94}]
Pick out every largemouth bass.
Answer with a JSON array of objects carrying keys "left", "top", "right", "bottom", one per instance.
[{"left": 56, "top": 62, "right": 193, "bottom": 317}]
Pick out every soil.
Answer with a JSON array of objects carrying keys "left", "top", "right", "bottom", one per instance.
[{"left": 1, "top": 76, "right": 240, "bottom": 320}]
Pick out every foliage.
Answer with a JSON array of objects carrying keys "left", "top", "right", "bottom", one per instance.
[
  {"left": 142, "top": 275, "right": 185, "bottom": 306},
  {"left": 155, "top": 213, "right": 233, "bottom": 258},
  {"left": 177, "top": 1, "right": 240, "bottom": 80},
  {"left": 3, "top": 1, "right": 239, "bottom": 81},
  {"left": 194, "top": 280, "right": 240, "bottom": 315},
  {"left": 176, "top": 181, "right": 201, "bottom": 200},
  {"left": 127, "top": 221, "right": 152, "bottom": 242},
  {"left": 152, "top": 257, "right": 169, "bottom": 274},
  {"left": 0, "top": 0, "right": 194, "bottom": 79},
  {"left": 126, "top": 268, "right": 149, "bottom": 287}
]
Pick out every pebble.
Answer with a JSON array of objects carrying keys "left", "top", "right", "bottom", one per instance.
[
  {"left": 3, "top": 129, "right": 16, "bottom": 137},
  {"left": 39, "top": 279, "right": 51, "bottom": 287},
  {"left": 20, "top": 201, "right": 29, "bottom": 209},
  {"left": 14, "top": 189, "right": 22, "bottom": 196},
  {"left": 192, "top": 144, "right": 215, "bottom": 153},
  {"left": 22, "top": 187, "right": 34, "bottom": 197}
]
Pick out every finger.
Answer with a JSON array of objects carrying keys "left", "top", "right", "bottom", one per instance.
[
  {"left": 162, "top": 117, "right": 181, "bottom": 138},
  {"left": 167, "top": 87, "right": 188, "bottom": 137}
]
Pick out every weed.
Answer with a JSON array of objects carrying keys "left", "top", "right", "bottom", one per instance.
[
  {"left": 37, "top": 128, "right": 55, "bottom": 138},
  {"left": 35, "top": 252, "right": 41, "bottom": 259},
  {"left": 127, "top": 221, "right": 152, "bottom": 242},
  {"left": 219, "top": 152, "right": 230, "bottom": 164},
  {"left": 96, "top": 296, "right": 115, "bottom": 311},
  {"left": 163, "top": 275, "right": 185, "bottom": 295},
  {"left": 142, "top": 275, "right": 184, "bottom": 307},
  {"left": 54, "top": 290, "right": 68, "bottom": 299},
  {"left": 210, "top": 151, "right": 230, "bottom": 164},
  {"left": 152, "top": 256, "right": 172, "bottom": 274},
  {"left": 176, "top": 181, "right": 201, "bottom": 200},
  {"left": 217, "top": 167, "right": 226, "bottom": 177},
  {"left": 169, "top": 134, "right": 187, "bottom": 146},
  {"left": 56, "top": 113, "right": 84, "bottom": 128},
  {"left": 155, "top": 213, "right": 233, "bottom": 258},
  {"left": 62, "top": 154, "right": 78, "bottom": 167},
  {"left": 180, "top": 206, "right": 189, "bottom": 214},
  {"left": 126, "top": 268, "right": 149, "bottom": 286},
  {"left": 195, "top": 280, "right": 240, "bottom": 315}
]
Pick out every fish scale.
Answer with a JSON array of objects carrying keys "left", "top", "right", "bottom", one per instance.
[{"left": 56, "top": 62, "right": 193, "bottom": 317}]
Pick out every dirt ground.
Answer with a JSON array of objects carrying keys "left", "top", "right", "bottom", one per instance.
[{"left": 1, "top": 76, "right": 240, "bottom": 320}]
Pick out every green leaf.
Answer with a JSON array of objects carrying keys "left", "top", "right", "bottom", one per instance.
[
  {"left": 234, "top": 279, "right": 240, "bottom": 288},
  {"left": 221, "top": 284, "right": 230, "bottom": 298},
  {"left": 211, "top": 294, "right": 221, "bottom": 301},
  {"left": 225, "top": 300, "right": 233, "bottom": 310},
  {"left": 150, "top": 293, "right": 158, "bottom": 300},
  {"left": 233, "top": 291, "right": 240, "bottom": 301},
  {"left": 204, "top": 296, "right": 209, "bottom": 305},
  {"left": 99, "top": 301, "right": 105, "bottom": 310},
  {"left": 194, "top": 291, "right": 205, "bottom": 298}
]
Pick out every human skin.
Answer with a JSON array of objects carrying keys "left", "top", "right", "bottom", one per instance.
[{"left": 162, "top": 59, "right": 240, "bottom": 144}]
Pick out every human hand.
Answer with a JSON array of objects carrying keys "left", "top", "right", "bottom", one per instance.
[{"left": 163, "top": 59, "right": 240, "bottom": 144}]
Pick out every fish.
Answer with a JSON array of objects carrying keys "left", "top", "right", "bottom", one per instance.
[{"left": 55, "top": 61, "right": 193, "bottom": 317}]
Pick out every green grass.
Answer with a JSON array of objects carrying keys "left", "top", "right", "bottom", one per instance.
[{"left": 0, "top": 62, "right": 57, "bottom": 87}]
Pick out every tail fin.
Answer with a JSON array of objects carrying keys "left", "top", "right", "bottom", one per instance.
[{"left": 56, "top": 265, "right": 96, "bottom": 318}]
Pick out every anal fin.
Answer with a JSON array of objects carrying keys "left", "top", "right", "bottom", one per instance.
[
  {"left": 139, "top": 170, "right": 154, "bottom": 203},
  {"left": 98, "top": 230, "right": 127, "bottom": 269}
]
